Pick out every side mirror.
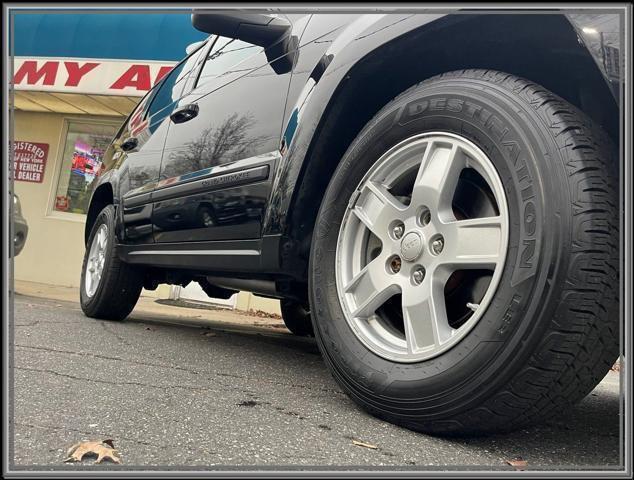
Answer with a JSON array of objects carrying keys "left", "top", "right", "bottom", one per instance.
[
  {"left": 191, "top": 12, "right": 291, "bottom": 48},
  {"left": 191, "top": 12, "right": 297, "bottom": 74}
]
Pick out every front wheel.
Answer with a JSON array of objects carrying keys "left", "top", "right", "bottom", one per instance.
[
  {"left": 80, "top": 205, "right": 143, "bottom": 320},
  {"left": 309, "top": 70, "right": 619, "bottom": 434}
]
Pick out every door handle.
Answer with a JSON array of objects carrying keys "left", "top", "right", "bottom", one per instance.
[
  {"left": 170, "top": 103, "right": 199, "bottom": 124},
  {"left": 120, "top": 137, "right": 138, "bottom": 152}
]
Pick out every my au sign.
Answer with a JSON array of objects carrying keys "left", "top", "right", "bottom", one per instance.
[
  {"left": 13, "top": 58, "right": 175, "bottom": 96},
  {"left": 13, "top": 141, "right": 49, "bottom": 183}
]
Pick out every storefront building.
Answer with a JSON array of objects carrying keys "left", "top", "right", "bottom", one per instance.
[{"left": 12, "top": 13, "right": 281, "bottom": 314}]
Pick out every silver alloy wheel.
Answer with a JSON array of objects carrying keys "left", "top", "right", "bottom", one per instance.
[
  {"left": 85, "top": 224, "right": 108, "bottom": 298},
  {"left": 335, "top": 132, "right": 509, "bottom": 363}
]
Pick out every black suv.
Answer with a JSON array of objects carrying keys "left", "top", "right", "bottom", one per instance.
[{"left": 81, "top": 11, "right": 621, "bottom": 434}]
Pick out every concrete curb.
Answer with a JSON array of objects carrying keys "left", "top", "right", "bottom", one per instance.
[{"left": 13, "top": 279, "right": 287, "bottom": 330}]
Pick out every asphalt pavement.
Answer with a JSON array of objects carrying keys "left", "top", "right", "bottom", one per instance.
[{"left": 10, "top": 293, "right": 623, "bottom": 471}]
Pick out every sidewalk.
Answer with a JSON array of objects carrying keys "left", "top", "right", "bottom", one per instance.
[{"left": 12, "top": 279, "right": 287, "bottom": 331}]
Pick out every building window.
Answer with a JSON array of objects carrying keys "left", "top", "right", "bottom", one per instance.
[{"left": 53, "top": 120, "right": 119, "bottom": 215}]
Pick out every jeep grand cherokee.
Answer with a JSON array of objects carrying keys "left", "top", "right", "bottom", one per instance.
[{"left": 80, "top": 11, "right": 621, "bottom": 434}]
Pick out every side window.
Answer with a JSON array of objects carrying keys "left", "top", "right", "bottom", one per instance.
[
  {"left": 196, "top": 36, "right": 263, "bottom": 88},
  {"left": 145, "top": 42, "right": 207, "bottom": 121},
  {"left": 126, "top": 89, "right": 155, "bottom": 138}
]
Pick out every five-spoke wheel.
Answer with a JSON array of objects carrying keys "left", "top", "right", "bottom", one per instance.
[
  {"left": 85, "top": 224, "right": 108, "bottom": 298},
  {"left": 336, "top": 133, "right": 508, "bottom": 362}
]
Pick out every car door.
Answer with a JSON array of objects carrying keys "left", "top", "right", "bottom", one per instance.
[
  {"left": 114, "top": 89, "right": 165, "bottom": 244},
  {"left": 151, "top": 25, "right": 295, "bottom": 243},
  {"left": 118, "top": 42, "right": 208, "bottom": 244}
]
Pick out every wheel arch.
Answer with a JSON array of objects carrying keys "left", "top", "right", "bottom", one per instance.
[
  {"left": 282, "top": 13, "right": 618, "bottom": 277},
  {"left": 84, "top": 182, "right": 114, "bottom": 244}
]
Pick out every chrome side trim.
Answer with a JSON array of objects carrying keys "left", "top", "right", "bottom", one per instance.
[
  {"left": 151, "top": 165, "right": 270, "bottom": 203},
  {"left": 128, "top": 249, "right": 260, "bottom": 256}
]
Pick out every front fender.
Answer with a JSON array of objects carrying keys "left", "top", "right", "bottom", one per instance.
[
  {"left": 263, "top": 12, "right": 449, "bottom": 237},
  {"left": 263, "top": 10, "right": 621, "bottom": 244}
]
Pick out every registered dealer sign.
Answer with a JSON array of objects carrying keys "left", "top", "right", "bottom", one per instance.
[{"left": 13, "top": 141, "right": 48, "bottom": 183}]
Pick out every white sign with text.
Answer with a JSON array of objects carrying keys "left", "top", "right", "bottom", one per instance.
[{"left": 13, "top": 57, "right": 177, "bottom": 96}]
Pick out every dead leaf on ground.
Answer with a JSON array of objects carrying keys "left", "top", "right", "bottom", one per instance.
[
  {"left": 246, "top": 309, "right": 282, "bottom": 320},
  {"left": 201, "top": 330, "right": 217, "bottom": 337},
  {"left": 64, "top": 439, "right": 121, "bottom": 464},
  {"left": 352, "top": 439, "right": 378, "bottom": 450},
  {"left": 506, "top": 458, "right": 527, "bottom": 470}
]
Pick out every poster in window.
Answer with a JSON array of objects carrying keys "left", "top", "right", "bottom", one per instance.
[
  {"left": 66, "top": 140, "right": 106, "bottom": 213},
  {"left": 53, "top": 121, "right": 118, "bottom": 215}
]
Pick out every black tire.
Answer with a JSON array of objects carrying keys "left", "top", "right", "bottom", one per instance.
[
  {"left": 309, "top": 69, "right": 619, "bottom": 434},
  {"left": 280, "top": 299, "right": 314, "bottom": 336},
  {"left": 80, "top": 205, "right": 143, "bottom": 320}
]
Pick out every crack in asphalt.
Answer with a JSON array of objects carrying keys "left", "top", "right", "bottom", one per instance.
[
  {"left": 15, "top": 344, "right": 346, "bottom": 397},
  {"left": 15, "top": 366, "right": 234, "bottom": 394},
  {"left": 16, "top": 321, "right": 83, "bottom": 326},
  {"left": 100, "top": 321, "right": 132, "bottom": 347},
  {"left": 15, "top": 380, "right": 349, "bottom": 454},
  {"left": 15, "top": 360, "right": 352, "bottom": 434},
  {"left": 15, "top": 321, "right": 41, "bottom": 327},
  {"left": 15, "top": 345, "right": 197, "bottom": 374}
]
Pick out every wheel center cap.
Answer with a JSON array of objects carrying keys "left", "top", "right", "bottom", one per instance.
[{"left": 400, "top": 231, "right": 423, "bottom": 262}]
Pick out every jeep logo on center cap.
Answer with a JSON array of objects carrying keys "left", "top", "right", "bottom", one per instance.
[{"left": 400, "top": 231, "right": 423, "bottom": 261}]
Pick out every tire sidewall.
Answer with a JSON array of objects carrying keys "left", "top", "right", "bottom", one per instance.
[{"left": 310, "top": 77, "right": 569, "bottom": 409}]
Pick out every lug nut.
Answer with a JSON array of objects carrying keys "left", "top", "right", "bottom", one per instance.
[
  {"left": 419, "top": 207, "right": 431, "bottom": 226},
  {"left": 431, "top": 236, "right": 444, "bottom": 255},
  {"left": 389, "top": 256, "right": 402, "bottom": 274},
  {"left": 392, "top": 224, "right": 404, "bottom": 240},
  {"left": 412, "top": 267, "right": 425, "bottom": 285}
]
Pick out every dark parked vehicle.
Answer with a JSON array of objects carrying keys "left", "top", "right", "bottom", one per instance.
[
  {"left": 13, "top": 194, "right": 28, "bottom": 256},
  {"left": 81, "top": 11, "right": 621, "bottom": 434}
]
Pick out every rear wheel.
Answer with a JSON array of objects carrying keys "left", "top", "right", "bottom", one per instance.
[
  {"left": 280, "top": 299, "right": 314, "bottom": 336},
  {"left": 309, "top": 69, "right": 619, "bottom": 434},
  {"left": 80, "top": 205, "right": 143, "bottom": 320}
]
